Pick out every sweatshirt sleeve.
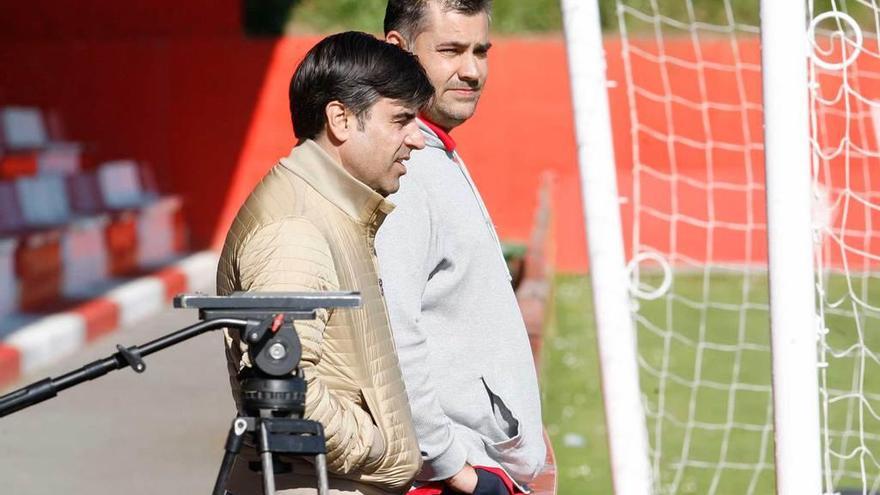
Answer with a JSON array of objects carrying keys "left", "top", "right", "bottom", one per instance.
[
  {"left": 232, "top": 217, "right": 384, "bottom": 474},
  {"left": 376, "top": 179, "right": 469, "bottom": 481}
]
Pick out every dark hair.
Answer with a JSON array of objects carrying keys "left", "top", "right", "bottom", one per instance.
[
  {"left": 384, "top": 0, "right": 492, "bottom": 40},
  {"left": 289, "top": 31, "right": 434, "bottom": 140}
]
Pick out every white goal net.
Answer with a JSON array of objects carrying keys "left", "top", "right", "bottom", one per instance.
[
  {"left": 602, "top": 0, "right": 880, "bottom": 493},
  {"left": 809, "top": 2, "right": 880, "bottom": 494}
]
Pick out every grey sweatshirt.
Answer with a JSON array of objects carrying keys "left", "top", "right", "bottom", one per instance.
[{"left": 375, "top": 120, "right": 546, "bottom": 487}]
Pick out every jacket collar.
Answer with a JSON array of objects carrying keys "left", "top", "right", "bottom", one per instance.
[{"left": 280, "top": 140, "right": 395, "bottom": 227}]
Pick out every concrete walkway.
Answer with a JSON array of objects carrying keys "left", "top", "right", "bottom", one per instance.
[{"left": 0, "top": 300, "right": 239, "bottom": 495}]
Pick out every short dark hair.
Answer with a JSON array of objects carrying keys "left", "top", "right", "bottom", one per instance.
[
  {"left": 289, "top": 31, "right": 434, "bottom": 140},
  {"left": 384, "top": 0, "right": 492, "bottom": 41}
]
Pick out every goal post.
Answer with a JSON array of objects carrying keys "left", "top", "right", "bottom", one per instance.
[
  {"left": 561, "top": 0, "right": 653, "bottom": 494},
  {"left": 759, "top": 0, "right": 823, "bottom": 493}
]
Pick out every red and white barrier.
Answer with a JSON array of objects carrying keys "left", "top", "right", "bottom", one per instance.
[{"left": 0, "top": 251, "right": 218, "bottom": 382}]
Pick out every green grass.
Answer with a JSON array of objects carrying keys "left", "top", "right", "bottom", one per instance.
[
  {"left": 544, "top": 272, "right": 880, "bottom": 494},
  {"left": 286, "top": 0, "right": 563, "bottom": 34},
  {"left": 282, "top": 0, "right": 874, "bottom": 35},
  {"left": 542, "top": 275, "right": 614, "bottom": 492}
]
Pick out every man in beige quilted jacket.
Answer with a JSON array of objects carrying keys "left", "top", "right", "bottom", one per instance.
[{"left": 216, "top": 32, "right": 434, "bottom": 494}]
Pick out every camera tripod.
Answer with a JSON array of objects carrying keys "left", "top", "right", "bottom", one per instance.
[
  {"left": 0, "top": 291, "right": 361, "bottom": 495},
  {"left": 213, "top": 369, "right": 329, "bottom": 495}
]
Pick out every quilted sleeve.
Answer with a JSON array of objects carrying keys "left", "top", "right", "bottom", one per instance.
[{"left": 231, "top": 217, "right": 382, "bottom": 473}]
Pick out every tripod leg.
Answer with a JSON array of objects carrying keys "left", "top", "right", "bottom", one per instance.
[
  {"left": 258, "top": 420, "right": 276, "bottom": 495},
  {"left": 314, "top": 454, "right": 329, "bottom": 495},
  {"left": 213, "top": 418, "right": 248, "bottom": 495}
]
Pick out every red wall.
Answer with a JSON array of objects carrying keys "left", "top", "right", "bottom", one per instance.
[
  {"left": 0, "top": 0, "right": 240, "bottom": 40},
  {"left": 0, "top": 32, "right": 768, "bottom": 273},
  {"left": 0, "top": 4, "right": 880, "bottom": 280},
  {"left": 8, "top": 2, "right": 868, "bottom": 273}
]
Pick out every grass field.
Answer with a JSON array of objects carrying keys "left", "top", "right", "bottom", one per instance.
[
  {"left": 280, "top": 0, "right": 866, "bottom": 35},
  {"left": 543, "top": 272, "right": 880, "bottom": 494}
]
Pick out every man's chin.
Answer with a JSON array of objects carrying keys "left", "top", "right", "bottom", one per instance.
[
  {"left": 433, "top": 102, "right": 479, "bottom": 127},
  {"left": 379, "top": 178, "right": 402, "bottom": 197}
]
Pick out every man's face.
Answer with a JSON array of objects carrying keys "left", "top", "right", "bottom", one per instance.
[
  {"left": 339, "top": 97, "right": 425, "bottom": 197},
  {"left": 406, "top": 3, "right": 491, "bottom": 130}
]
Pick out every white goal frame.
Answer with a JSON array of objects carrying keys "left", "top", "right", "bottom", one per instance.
[{"left": 563, "top": 1, "right": 824, "bottom": 494}]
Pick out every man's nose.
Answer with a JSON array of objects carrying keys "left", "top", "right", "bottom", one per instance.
[
  {"left": 406, "top": 127, "right": 425, "bottom": 150},
  {"left": 458, "top": 53, "right": 481, "bottom": 82}
]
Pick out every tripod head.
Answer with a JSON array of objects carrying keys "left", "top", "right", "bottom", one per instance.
[
  {"left": 175, "top": 292, "right": 360, "bottom": 418},
  {"left": 173, "top": 292, "right": 363, "bottom": 495}
]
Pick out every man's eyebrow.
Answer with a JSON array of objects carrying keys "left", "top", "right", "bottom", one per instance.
[
  {"left": 436, "top": 41, "right": 470, "bottom": 50},
  {"left": 393, "top": 110, "right": 417, "bottom": 120},
  {"left": 436, "top": 41, "right": 493, "bottom": 52}
]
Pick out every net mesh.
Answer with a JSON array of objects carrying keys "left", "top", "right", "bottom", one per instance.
[
  {"left": 808, "top": 2, "right": 880, "bottom": 493},
  {"left": 610, "top": 0, "right": 880, "bottom": 493},
  {"left": 613, "top": 2, "right": 772, "bottom": 493}
]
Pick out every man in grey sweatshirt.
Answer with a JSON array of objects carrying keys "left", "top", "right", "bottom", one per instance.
[{"left": 376, "top": 1, "right": 546, "bottom": 494}]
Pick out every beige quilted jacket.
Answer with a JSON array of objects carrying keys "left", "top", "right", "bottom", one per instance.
[{"left": 216, "top": 140, "right": 422, "bottom": 492}]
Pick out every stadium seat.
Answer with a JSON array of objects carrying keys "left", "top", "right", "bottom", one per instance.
[
  {"left": 5, "top": 176, "right": 66, "bottom": 309},
  {"left": 65, "top": 172, "right": 105, "bottom": 215},
  {"left": 137, "top": 196, "right": 182, "bottom": 268},
  {"left": 0, "top": 107, "right": 48, "bottom": 150},
  {"left": 61, "top": 216, "right": 109, "bottom": 297},
  {"left": 0, "top": 238, "right": 18, "bottom": 318},
  {"left": 105, "top": 211, "right": 139, "bottom": 276},
  {"left": 36, "top": 142, "right": 81, "bottom": 175},
  {"left": 15, "top": 175, "right": 72, "bottom": 227},
  {"left": 97, "top": 159, "right": 157, "bottom": 210},
  {"left": 9, "top": 173, "right": 111, "bottom": 305},
  {"left": 0, "top": 181, "right": 24, "bottom": 234},
  {"left": 0, "top": 180, "right": 25, "bottom": 312},
  {"left": 15, "top": 231, "right": 62, "bottom": 311},
  {"left": 0, "top": 107, "right": 81, "bottom": 180},
  {"left": 0, "top": 108, "right": 187, "bottom": 314},
  {"left": 96, "top": 159, "right": 184, "bottom": 269}
]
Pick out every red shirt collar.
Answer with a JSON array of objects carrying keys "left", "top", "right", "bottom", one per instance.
[{"left": 419, "top": 115, "right": 457, "bottom": 153}]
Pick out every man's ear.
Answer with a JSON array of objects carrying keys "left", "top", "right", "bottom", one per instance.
[
  {"left": 324, "top": 100, "right": 350, "bottom": 143},
  {"left": 385, "top": 31, "right": 409, "bottom": 51}
]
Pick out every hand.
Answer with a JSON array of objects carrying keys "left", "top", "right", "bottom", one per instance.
[{"left": 444, "top": 464, "right": 478, "bottom": 494}]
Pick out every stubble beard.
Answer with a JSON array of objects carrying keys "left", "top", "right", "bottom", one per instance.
[{"left": 431, "top": 93, "right": 481, "bottom": 129}]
